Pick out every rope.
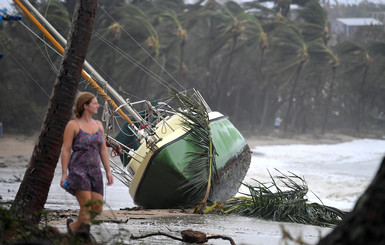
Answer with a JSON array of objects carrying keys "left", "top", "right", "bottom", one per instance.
[
  {"left": 102, "top": 100, "right": 111, "bottom": 124},
  {"left": 106, "top": 141, "right": 121, "bottom": 158},
  {"left": 161, "top": 119, "right": 168, "bottom": 134}
]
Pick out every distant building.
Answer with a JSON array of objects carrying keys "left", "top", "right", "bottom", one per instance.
[{"left": 333, "top": 18, "right": 383, "bottom": 37}]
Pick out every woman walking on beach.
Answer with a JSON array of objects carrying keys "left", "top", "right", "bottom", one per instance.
[{"left": 60, "top": 92, "right": 114, "bottom": 236}]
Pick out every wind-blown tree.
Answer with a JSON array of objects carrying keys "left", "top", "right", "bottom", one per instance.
[
  {"left": 183, "top": 0, "right": 246, "bottom": 112},
  {"left": 215, "top": 1, "right": 247, "bottom": 113},
  {"left": 10, "top": 0, "right": 97, "bottom": 225},
  {"left": 40, "top": 0, "right": 71, "bottom": 37},
  {"left": 3, "top": 0, "right": 385, "bottom": 135},
  {"left": 297, "top": 0, "right": 330, "bottom": 44},
  {"left": 129, "top": 0, "right": 189, "bottom": 93},
  {"left": 90, "top": 3, "right": 162, "bottom": 100},
  {"left": 297, "top": 0, "right": 339, "bottom": 132},
  {"left": 269, "top": 22, "right": 309, "bottom": 131},
  {"left": 307, "top": 41, "right": 339, "bottom": 133},
  {"left": 150, "top": 8, "right": 188, "bottom": 83},
  {"left": 238, "top": 11, "right": 270, "bottom": 130},
  {"left": 336, "top": 42, "right": 385, "bottom": 132}
]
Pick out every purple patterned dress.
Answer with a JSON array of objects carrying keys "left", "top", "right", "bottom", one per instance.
[{"left": 66, "top": 127, "right": 104, "bottom": 196}]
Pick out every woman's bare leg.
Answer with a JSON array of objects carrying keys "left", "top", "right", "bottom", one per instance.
[
  {"left": 69, "top": 190, "right": 91, "bottom": 233},
  {"left": 69, "top": 191, "right": 104, "bottom": 233},
  {"left": 90, "top": 191, "right": 103, "bottom": 219}
]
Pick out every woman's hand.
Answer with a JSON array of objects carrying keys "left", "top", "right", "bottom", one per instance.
[
  {"left": 60, "top": 174, "right": 67, "bottom": 189},
  {"left": 106, "top": 172, "right": 114, "bottom": 186}
]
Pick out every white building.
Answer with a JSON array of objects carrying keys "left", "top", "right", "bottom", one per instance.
[{"left": 334, "top": 18, "right": 383, "bottom": 37}]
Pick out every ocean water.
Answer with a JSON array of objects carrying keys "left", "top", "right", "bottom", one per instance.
[{"left": 242, "top": 139, "right": 385, "bottom": 211}]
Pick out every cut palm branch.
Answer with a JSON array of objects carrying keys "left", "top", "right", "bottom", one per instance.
[
  {"left": 170, "top": 89, "right": 218, "bottom": 211},
  {"left": 222, "top": 169, "right": 346, "bottom": 227}
]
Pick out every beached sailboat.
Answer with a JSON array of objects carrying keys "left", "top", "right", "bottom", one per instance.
[{"left": 13, "top": 0, "right": 251, "bottom": 209}]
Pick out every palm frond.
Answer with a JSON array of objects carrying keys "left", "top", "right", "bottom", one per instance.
[
  {"left": 170, "top": 89, "right": 218, "bottom": 209},
  {"left": 223, "top": 169, "right": 346, "bottom": 227}
]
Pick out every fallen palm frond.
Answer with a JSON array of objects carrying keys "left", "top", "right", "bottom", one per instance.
[
  {"left": 170, "top": 89, "right": 218, "bottom": 211},
  {"left": 222, "top": 169, "right": 346, "bottom": 227}
]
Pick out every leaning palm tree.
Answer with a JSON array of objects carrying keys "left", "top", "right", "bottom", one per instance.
[
  {"left": 187, "top": 0, "right": 246, "bottom": 111},
  {"left": 215, "top": 1, "right": 247, "bottom": 112},
  {"left": 238, "top": 11, "right": 270, "bottom": 130},
  {"left": 157, "top": 11, "right": 188, "bottom": 82},
  {"left": 90, "top": 2, "right": 161, "bottom": 98},
  {"left": 269, "top": 22, "right": 309, "bottom": 131},
  {"left": 336, "top": 41, "right": 385, "bottom": 132},
  {"left": 297, "top": 0, "right": 340, "bottom": 133},
  {"left": 10, "top": 0, "right": 97, "bottom": 225},
  {"left": 314, "top": 43, "right": 339, "bottom": 133},
  {"left": 297, "top": 0, "right": 330, "bottom": 44}
]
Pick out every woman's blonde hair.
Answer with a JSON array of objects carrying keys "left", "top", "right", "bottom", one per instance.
[{"left": 74, "top": 92, "right": 95, "bottom": 118}]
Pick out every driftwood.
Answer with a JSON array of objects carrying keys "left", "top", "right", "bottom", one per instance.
[{"left": 130, "top": 229, "right": 236, "bottom": 245}]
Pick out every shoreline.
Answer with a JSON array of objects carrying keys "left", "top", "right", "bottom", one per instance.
[{"left": 0, "top": 132, "right": 360, "bottom": 159}]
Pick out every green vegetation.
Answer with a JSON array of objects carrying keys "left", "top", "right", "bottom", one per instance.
[
  {"left": 222, "top": 170, "right": 346, "bottom": 227},
  {"left": 1, "top": 0, "right": 384, "bottom": 136},
  {"left": 171, "top": 89, "right": 218, "bottom": 211},
  {"left": 0, "top": 206, "right": 95, "bottom": 244}
]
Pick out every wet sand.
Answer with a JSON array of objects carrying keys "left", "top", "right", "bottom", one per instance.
[{"left": 0, "top": 133, "right": 354, "bottom": 244}]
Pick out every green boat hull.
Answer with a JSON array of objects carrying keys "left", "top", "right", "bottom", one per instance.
[{"left": 133, "top": 115, "right": 251, "bottom": 208}]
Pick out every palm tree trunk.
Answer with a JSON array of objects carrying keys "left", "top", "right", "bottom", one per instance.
[
  {"left": 258, "top": 87, "right": 270, "bottom": 130},
  {"left": 321, "top": 68, "right": 336, "bottom": 134},
  {"left": 231, "top": 69, "right": 242, "bottom": 120},
  {"left": 178, "top": 38, "right": 186, "bottom": 82},
  {"left": 217, "top": 35, "right": 238, "bottom": 112},
  {"left": 252, "top": 48, "right": 266, "bottom": 131},
  {"left": 104, "top": 38, "right": 119, "bottom": 79},
  {"left": 356, "top": 67, "right": 369, "bottom": 133},
  {"left": 284, "top": 63, "right": 303, "bottom": 132},
  {"left": 10, "top": 0, "right": 97, "bottom": 225}
]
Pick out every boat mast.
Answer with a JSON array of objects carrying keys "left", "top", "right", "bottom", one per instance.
[{"left": 14, "top": 0, "right": 159, "bottom": 144}]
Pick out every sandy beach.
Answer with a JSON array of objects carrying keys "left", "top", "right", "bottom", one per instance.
[{"left": 0, "top": 133, "right": 360, "bottom": 244}]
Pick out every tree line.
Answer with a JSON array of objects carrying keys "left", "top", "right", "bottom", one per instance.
[{"left": 0, "top": 0, "right": 384, "bottom": 136}]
